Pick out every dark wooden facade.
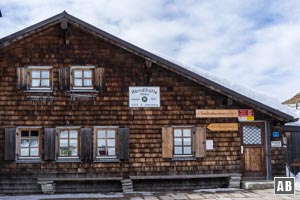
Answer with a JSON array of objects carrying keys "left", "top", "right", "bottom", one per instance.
[{"left": 0, "top": 12, "right": 295, "bottom": 193}]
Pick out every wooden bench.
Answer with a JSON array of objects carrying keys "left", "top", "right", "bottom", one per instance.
[
  {"left": 130, "top": 173, "right": 241, "bottom": 189},
  {"left": 37, "top": 177, "right": 123, "bottom": 194}
]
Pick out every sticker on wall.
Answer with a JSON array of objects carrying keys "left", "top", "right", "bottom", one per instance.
[
  {"left": 271, "top": 141, "right": 282, "bottom": 148},
  {"left": 129, "top": 87, "right": 160, "bottom": 107},
  {"left": 206, "top": 140, "right": 214, "bottom": 150},
  {"left": 238, "top": 109, "right": 254, "bottom": 121}
]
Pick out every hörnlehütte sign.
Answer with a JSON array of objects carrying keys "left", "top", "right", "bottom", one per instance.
[{"left": 129, "top": 87, "right": 160, "bottom": 107}]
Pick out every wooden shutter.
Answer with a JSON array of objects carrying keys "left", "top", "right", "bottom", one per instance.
[
  {"left": 94, "top": 67, "right": 105, "bottom": 91},
  {"left": 59, "top": 67, "right": 70, "bottom": 91},
  {"left": 118, "top": 128, "right": 129, "bottom": 160},
  {"left": 162, "top": 127, "right": 173, "bottom": 158},
  {"left": 80, "top": 128, "right": 93, "bottom": 162},
  {"left": 4, "top": 128, "right": 16, "bottom": 161},
  {"left": 44, "top": 128, "right": 56, "bottom": 161},
  {"left": 16, "top": 67, "right": 28, "bottom": 90},
  {"left": 195, "top": 127, "right": 206, "bottom": 158}
]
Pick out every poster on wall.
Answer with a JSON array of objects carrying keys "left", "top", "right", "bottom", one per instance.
[{"left": 129, "top": 87, "right": 160, "bottom": 107}]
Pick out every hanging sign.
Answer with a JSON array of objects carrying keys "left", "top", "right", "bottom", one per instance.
[
  {"left": 207, "top": 123, "right": 238, "bottom": 131},
  {"left": 196, "top": 109, "right": 238, "bottom": 118},
  {"left": 129, "top": 87, "right": 160, "bottom": 107},
  {"left": 238, "top": 109, "right": 254, "bottom": 121}
]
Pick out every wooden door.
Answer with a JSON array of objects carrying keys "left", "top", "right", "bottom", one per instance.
[{"left": 241, "top": 122, "right": 266, "bottom": 178}]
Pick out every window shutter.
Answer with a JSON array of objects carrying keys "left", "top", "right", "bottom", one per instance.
[
  {"left": 4, "top": 128, "right": 16, "bottom": 161},
  {"left": 80, "top": 128, "right": 93, "bottom": 162},
  {"left": 16, "top": 67, "right": 28, "bottom": 90},
  {"left": 195, "top": 127, "right": 206, "bottom": 158},
  {"left": 44, "top": 128, "right": 56, "bottom": 161},
  {"left": 59, "top": 67, "right": 70, "bottom": 91},
  {"left": 94, "top": 67, "right": 105, "bottom": 91},
  {"left": 162, "top": 127, "right": 173, "bottom": 158},
  {"left": 118, "top": 128, "right": 129, "bottom": 160}
]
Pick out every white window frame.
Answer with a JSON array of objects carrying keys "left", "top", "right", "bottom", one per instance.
[
  {"left": 94, "top": 126, "right": 118, "bottom": 159},
  {"left": 70, "top": 66, "right": 95, "bottom": 91},
  {"left": 57, "top": 127, "right": 80, "bottom": 159},
  {"left": 173, "top": 126, "right": 194, "bottom": 157},
  {"left": 28, "top": 66, "right": 53, "bottom": 91},
  {"left": 16, "top": 126, "right": 42, "bottom": 160}
]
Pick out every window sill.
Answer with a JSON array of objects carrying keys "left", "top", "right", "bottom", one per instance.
[
  {"left": 25, "top": 89, "right": 53, "bottom": 93},
  {"left": 56, "top": 157, "right": 81, "bottom": 163},
  {"left": 171, "top": 156, "right": 196, "bottom": 161},
  {"left": 94, "top": 158, "right": 120, "bottom": 163},
  {"left": 69, "top": 89, "right": 98, "bottom": 93},
  {"left": 16, "top": 159, "right": 42, "bottom": 163}
]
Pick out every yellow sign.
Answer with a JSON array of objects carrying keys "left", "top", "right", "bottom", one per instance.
[
  {"left": 207, "top": 123, "right": 239, "bottom": 131},
  {"left": 196, "top": 109, "right": 238, "bottom": 118}
]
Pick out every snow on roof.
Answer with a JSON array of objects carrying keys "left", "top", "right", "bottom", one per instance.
[{"left": 155, "top": 52, "right": 299, "bottom": 120}]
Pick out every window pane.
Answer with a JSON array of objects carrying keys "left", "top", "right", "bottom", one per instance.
[
  {"left": 41, "top": 79, "right": 50, "bottom": 87},
  {"left": 98, "top": 139, "right": 105, "bottom": 147},
  {"left": 41, "top": 70, "right": 50, "bottom": 78},
  {"left": 21, "top": 148, "right": 29, "bottom": 156},
  {"left": 97, "top": 130, "right": 106, "bottom": 138},
  {"left": 60, "top": 149, "right": 69, "bottom": 156},
  {"left": 84, "top": 70, "right": 92, "bottom": 78},
  {"left": 183, "top": 129, "right": 191, "bottom": 137},
  {"left": 184, "top": 147, "right": 192, "bottom": 154},
  {"left": 21, "top": 139, "right": 29, "bottom": 147},
  {"left": 60, "top": 131, "right": 68, "bottom": 138},
  {"left": 174, "top": 129, "right": 182, "bottom": 137},
  {"left": 30, "top": 139, "right": 39, "bottom": 147},
  {"left": 32, "top": 79, "right": 40, "bottom": 87},
  {"left": 74, "top": 70, "right": 82, "bottom": 78},
  {"left": 74, "top": 79, "right": 82, "bottom": 86},
  {"left": 98, "top": 147, "right": 107, "bottom": 156},
  {"left": 71, "top": 148, "right": 78, "bottom": 156},
  {"left": 31, "top": 131, "right": 39, "bottom": 137},
  {"left": 174, "top": 147, "right": 182, "bottom": 155},
  {"left": 69, "top": 139, "right": 77, "bottom": 147},
  {"left": 107, "top": 139, "right": 115, "bottom": 147},
  {"left": 32, "top": 70, "right": 40, "bottom": 78},
  {"left": 183, "top": 138, "right": 191, "bottom": 146},
  {"left": 174, "top": 138, "right": 182, "bottom": 146},
  {"left": 83, "top": 79, "right": 92, "bottom": 86},
  {"left": 108, "top": 147, "right": 116, "bottom": 156},
  {"left": 107, "top": 130, "right": 115, "bottom": 138},
  {"left": 60, "top": 139, "right": 68, "bottom": 147},
  {"left": 21, "top": 131, "right": 29, "bottom": 137},
  {"left": 70, "top": 130, "right": 78, "bottom": 138},
  {"left": 30, "top": 148, "right": 39, "bottom": 156}
]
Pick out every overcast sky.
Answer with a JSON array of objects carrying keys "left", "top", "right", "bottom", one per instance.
[{"left": 1, "top": 0, "right": 300, "bottom": 102}]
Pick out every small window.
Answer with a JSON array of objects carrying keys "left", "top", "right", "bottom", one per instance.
[
  {"left": 173, "top": 128, "right": 193, "bottom": 156},
  {"left": 58, "top": 129, "right": 79, "bottom": 158},
  {"left": 71, "top": 67, "right": 95, "bottom": 90},
  {"left": 29, "top": 67, "right": 52, "bottom": 90},
  {"left": 17, "top": 128, "right": 41, "bottom": 159},
  {"left": 95, "top": 128, "right": 117, "bottom": 159}
]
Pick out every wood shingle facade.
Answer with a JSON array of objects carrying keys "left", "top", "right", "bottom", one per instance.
[{"left": 0, "top": 12, "right": 296, "bottom": 194}]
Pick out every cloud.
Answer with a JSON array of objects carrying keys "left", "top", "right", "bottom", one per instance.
[{"left": 1, "top": 0, "right": 300, "bottom": 101}]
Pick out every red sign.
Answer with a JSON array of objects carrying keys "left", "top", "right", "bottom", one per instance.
[{"left": 238, "top": 109, "right": 254, "bottom": 121}]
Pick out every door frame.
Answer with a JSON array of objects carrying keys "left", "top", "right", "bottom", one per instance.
[{"left": 240, "top": 121, "right": 267, "bottom": 179}]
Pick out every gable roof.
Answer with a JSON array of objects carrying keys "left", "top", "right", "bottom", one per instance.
[{"left": 0, "top": 11, "right": 297, "bottom": 122}]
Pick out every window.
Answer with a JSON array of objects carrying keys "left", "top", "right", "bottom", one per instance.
[
  {"left": 17, "top": 128, "right": 41, "bottom": 159},
  {"left": 95, "top": 128, "right": 117, "bottom": 158},
  {"left": 162, "top": 126, "right": 206, "bottom": 159},
  {"left": 71, "top": 67, "right": 95, "bottom": 90},
  {"left": 173, "top": 128, "right": 193, "bottom": 156},
  {"left": 17, "top": 66, "right": 53, "bottom": 91},
  {"left": 58, "top": 129, "right": 79, "bottom": 157},
  {"left": 30, "top": 68, "right": 51, "bottom": 89}
]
